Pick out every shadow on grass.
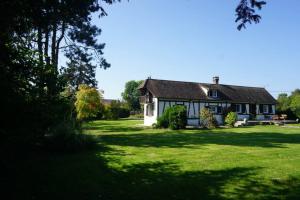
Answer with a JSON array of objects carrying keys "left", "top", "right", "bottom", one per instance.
[
  {"left": 98, "top": 130, "right": 300, "bottom": 148},
  {"left": 83, "top": 121, "right": 144, "bottom": 133},
  {"left": 5, "top": 145, "right": 300, "bottom": 200}
]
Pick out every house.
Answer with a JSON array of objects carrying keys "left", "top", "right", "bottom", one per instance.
[{"left": 138, "top": 77, "right": 276, "bottom": 126}]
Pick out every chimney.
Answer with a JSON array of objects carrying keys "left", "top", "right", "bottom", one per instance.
[{"left": 213, "top": 76, "right": 219, "bottom": 84}]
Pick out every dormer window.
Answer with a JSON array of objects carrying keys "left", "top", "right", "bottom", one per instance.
[{"left": 209, "top": 90, "right": 218, "bottom": 98}]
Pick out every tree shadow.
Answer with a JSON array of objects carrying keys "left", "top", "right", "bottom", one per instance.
[
  {"left": 4, "top": 144, "right": 300, "bottom": 200},
  {"left": 83, "top": 122, "right": 144, "bottom": 133},
  {"left": 98, "top": 130, "right": 300, "bottom": 148}
]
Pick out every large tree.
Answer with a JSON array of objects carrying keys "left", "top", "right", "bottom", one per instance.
[
  {"left": 121, "top": 80, "right": 143, "bottom": 111},
  {"left": 0, "top": 0, "right": 120, "bottom": 139}
]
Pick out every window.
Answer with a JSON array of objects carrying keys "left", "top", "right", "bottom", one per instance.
[
  {"left": 212, "top": 90, "right": 218, "bottom": 97},
  {"left": 263, "top": 105, "right": 269, "bottom": 114},
  {"left": 209, "top": 106, "right": 217, "bottom": 113},
  {"left": 146, "top": 103, "right": 154, "bottom": 116},
  {"left": 209, "top": 105, "right": 221, "bottom": 114},
  {"left": 209, "top": 90, "right": 218, "bottom": 97},
  {"left": 236, "top": 104, "right": 242, "bottom": 113}
]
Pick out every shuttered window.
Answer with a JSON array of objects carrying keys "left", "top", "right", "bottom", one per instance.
[
  {"left": 236, "top": 104, "right": 242, "bottom": 113},
  {"left": 242, "top": 104, "right": 246, "bottom": 113},
  {"left": 269, "top": 105, "right": 273, "bottom": 114},
  {"left": 263, "top": 105, "right": 269, "bottom": 114}
]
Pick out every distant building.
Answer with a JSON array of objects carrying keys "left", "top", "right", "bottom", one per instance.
[
  {"left": 102, "top": 99, "right": 117, "bottom": 106},
  {"left": 139, "top": 77, "right": 276, "bottom": 126}
]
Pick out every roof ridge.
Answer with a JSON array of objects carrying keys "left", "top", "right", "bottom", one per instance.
[{"left": 148, "top": 78, "right": 266, "bottom": 89}]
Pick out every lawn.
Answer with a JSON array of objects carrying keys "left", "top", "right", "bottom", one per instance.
[{"left": 5, "top": 119, "right": 300, "bottom": 200}]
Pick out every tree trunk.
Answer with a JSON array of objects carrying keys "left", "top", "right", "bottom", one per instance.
[
  {"left": 37, "top": 27, "right": 43, "bottom": 64},
  {"left": 55, "top": 21, "right": 66, "bottom": 71},
  {"left": 51, "top": 23, "right": 57, "bottom": 69},
  {"left": 44, "top": 26, "right": 50, "bottom": 65}
]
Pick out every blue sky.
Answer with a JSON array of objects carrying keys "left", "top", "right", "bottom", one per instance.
[{"left": 92, "top": 0, "right": 300, "bottom": 99}]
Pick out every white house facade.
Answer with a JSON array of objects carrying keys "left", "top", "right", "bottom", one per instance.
[{"left": 139, "top": 77, "right": 276, "bottom": 126}]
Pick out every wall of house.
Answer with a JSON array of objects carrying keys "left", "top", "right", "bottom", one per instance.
[
  {"left": 255, "top": 104, "right": 276, "bottom": 120},
  {"left": 144, "top": 98, "right": 158, "bottom": 126},
  {"left": 143, "top": 99, "right": 276, "bottom": 126}
]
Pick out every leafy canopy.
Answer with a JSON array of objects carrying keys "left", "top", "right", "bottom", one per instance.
[
  {"left": 121, "top": 80, "right": 143, "bottom": 111},
  {"left": 75, "top": 84, "right": 103, "bottom": 121}
]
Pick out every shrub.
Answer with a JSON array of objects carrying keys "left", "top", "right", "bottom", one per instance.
[
  {"left": 119, "top": 107, "right": 130, "bottom": 118},
  {"left": 225, "top": 112, "right": 237, "bottom": 127},
  {"left": 104, "top": 103, "right": 130, "bottom": 120},
  {"left": 156, "top": 105, "right": 187, "bottom": 129},
  {"left": 168, "top": 105, "right": 187, "bottom": 130},
  {"left": 200, "top": 108, "right": 217, "bottom": 128},
  {"left": 44, "top": 121, "right": 97, "bottom": 152},
  {"left": 157, "top": 108, "right": 171, "bottom": 128}
]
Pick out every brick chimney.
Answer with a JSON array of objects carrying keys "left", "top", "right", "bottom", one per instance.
[{"left": 213, "top": 76, "right": 219, "bottom": 84}]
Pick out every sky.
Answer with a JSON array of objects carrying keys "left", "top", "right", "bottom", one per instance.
[{"left": 91, "top": 0, "right": 300, "bottom": 99}]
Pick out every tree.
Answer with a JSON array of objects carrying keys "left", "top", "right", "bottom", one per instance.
[
  {"left": 277, "top": 93, "right": 290, "bottom": 113},
  {"left": 290, "top": 92, "right": 300, "bottom": 119},
  {"left": 0, "top": 0, "right": 119, "bottom": 140},
  {"left": 75, "top": 84, "right": 103, "bottom": 121},
  {"left": 276, "top": 90, "right": 300, "bottom": 120},
  {"left": 121, "top": 80, "right": 143, "bottom": 111},
  {"left": 235, "top": 0, "right": 266, "bottom": 30}
]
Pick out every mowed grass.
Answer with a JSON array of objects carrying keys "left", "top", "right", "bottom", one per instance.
[{"left": 6, "top": 119, "right": 300, "bottom": 200}]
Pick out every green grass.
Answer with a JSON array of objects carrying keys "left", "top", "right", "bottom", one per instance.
[{"left": 4, "top": 119, "right": 300, "bottom": 200}]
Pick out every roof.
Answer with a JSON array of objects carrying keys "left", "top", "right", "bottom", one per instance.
[
  {"left": 138, "top": 79, "right": 276, "bottom": 104},
  {"left": 102, "top": 99, "right": 116, "bottom": 105}
]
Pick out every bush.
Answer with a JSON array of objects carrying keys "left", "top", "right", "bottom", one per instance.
[
  {"left": 103, "top": 100, "right": 130, "bottom": 120},
  {"left": 168, "top": 106, "right": 187, "bottom": 130},
  {"left": 200, "top": 108, "right": 217, "bottom": 128},
  {"left": 44, "top": 121, "right": 97, "bottom": 152},
  {"left": 225, "top": 112, "right": 237, "bottom": 127},
  {"left": 119, "top": 107, "right": 130, "bottom": 118},
  {"left": 156, "top": 105, "right": 187, "bottom": 129},
  {"left": 156, "top": 108, "right": 170, "bottom": 128}
]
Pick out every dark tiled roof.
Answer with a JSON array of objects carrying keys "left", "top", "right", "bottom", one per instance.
[
  {"left": 102, "top": 99, "right": 117, "bottom": 105},
  {"left": 138, "top": 79, "right": 276, "bottom": 104}
]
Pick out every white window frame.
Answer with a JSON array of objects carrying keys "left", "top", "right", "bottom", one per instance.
[
  {"left": 263, "top": 105, "right": 269, "bottom": 114},
  {"left": 236, "top": 104, "right": 242, "bottom": 113},
  {"left": 211, "top": 90, "right": 218, "bottom": 98},
  {"left": 146, "top": 103, "right": 154, "bottom": 116},
  {"left": 209, "top": 105, "right": 218, "bottom": 114}
]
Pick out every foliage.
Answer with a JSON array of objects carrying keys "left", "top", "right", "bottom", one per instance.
[
  {"left": 290, "top": 95, "right": 300, "bottom": 119},
  {"left": 0, "top": 0, "right": 120, "bottom": 145},
  {"left": 44, "top": 121, "right": 96, "bottom": 152},
  {"left": 168, "top": 106, "right": 187, "bottom": 130},
  {"left": 104, "top": 100, "right": 130, "bottom": 120},
  {"left": 276, "top": 91, "right": 300, "bottom": 119},
  {"left": 277, "top": 93, "right": 290, "bottom": 113},
  {"left": 121, "top": 80, "right": 143, "bottom": 111},
  {"left": 156, "top": 106, "right": 187, "bottom": 129},
  {"left": 235, "top": 0, "right": 266, "bottom": 30},
  {"left": 75, "top": 84, "right": 103, "bottom": 121},
  {"left": 200, "top": 108, "right": 217, "bottom": 128},
  {"left": 225, "top": 112, "right": 238, "bottom": 127},
  {"left": 156, "top": 107, "right": 172, "bottom": 128}
]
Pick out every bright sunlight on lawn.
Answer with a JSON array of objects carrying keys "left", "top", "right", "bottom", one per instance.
[{"left": 9, "top": 119, "right": 300, "bottom": 200}]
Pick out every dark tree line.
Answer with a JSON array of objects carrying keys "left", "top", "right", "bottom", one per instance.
[{"left": 0, "top": 0, "right": 120, "bottom": 142}]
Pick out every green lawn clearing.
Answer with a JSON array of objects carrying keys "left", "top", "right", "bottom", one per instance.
[{"left": 6, "top": 119, "right": 300, "bottom": 200}]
